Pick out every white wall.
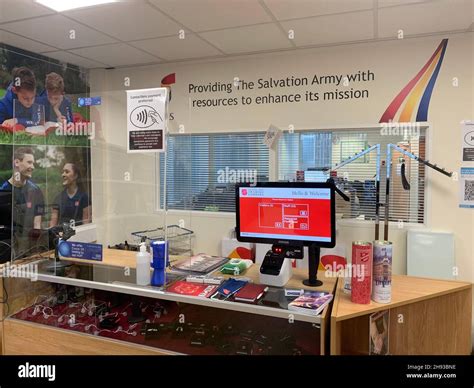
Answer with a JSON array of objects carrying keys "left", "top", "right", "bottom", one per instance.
[{"left": 89, "top": 33, "right": 474, "bottom": 285}]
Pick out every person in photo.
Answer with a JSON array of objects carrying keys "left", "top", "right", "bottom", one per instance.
[
  {"left": 36, "top": 72, "right": 73, "bottom": 124},
  {"left": 0, "top": 67, "right": 42, "bottom": 129},
  {"left": 0, "top": 147, "right": 45, "bottom": 258},
  {"left": 50, "top": 162, "right": 91, "bottom": 227}
]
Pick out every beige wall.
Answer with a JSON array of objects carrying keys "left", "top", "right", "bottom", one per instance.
[{"left": 89, "top": 32, "right": 473, "bottom": 284}]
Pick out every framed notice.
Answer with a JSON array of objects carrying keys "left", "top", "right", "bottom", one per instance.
[
  {"left": 461, "top": 121, "right": 474, "bottom": 164},
  {"left": 126, "top": 87, "right": 168, "bottom": 153}
]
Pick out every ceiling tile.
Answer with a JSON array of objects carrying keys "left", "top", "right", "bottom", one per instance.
[
  {"left": 0, "top": 0, "right": 54, "bottom": 24},
  {"left": 263, "top": 0, "right": 373, "bottom": 21},
  {"left": 0, "top": 29, "right": 57, "bottom": 53},
  {"left": 69, "top": 43, "right": 161, "bottom": 67},
  {"left": 130, "top": 34, "right": 222, "bottom": 60},
  {"left": 199, "top": 23, "right": 292, "bottom": 54},
  {"left": 64, "top": 2, "right": 182, "bottom": 41},
  {"left": 280, "top": 10, "right": 374, "bottom": 47},
  {"left": 150, "top": 0, "right": 272, "bottom": 32},
  {"left": 2, "top": 14, "right": 117, "bottom": 49},
  {"left": 378, "top": 0, "right": 472, "bottom": 38},
  {"left": 44, "top": 50, "right": 106, "bottom": 69},
  {"left": 378, "top": 0, "right": 432, "bottom": 7}
]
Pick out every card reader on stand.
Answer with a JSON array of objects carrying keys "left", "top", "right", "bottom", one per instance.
[{"left": 259, "top": 245, "right": 303, "bottom": 287}]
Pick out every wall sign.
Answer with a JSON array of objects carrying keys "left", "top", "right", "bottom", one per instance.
[
  {"left": 461, "top": 121, "right": 474, "bottom": 163},
  {"left": 58, "top": 241, "right": 103, "bottom": 261},
  {"left": 126, "top": 87, "right": 168, "bottom": 153},
  {"left": 78, "top": 96, "right": 101, "bottom": 107},
  {"left": 459, "top": 167, "right": 474, "bottom": 209},
  {"left": 263, "top": 124, "right": 282, "bottom": 149}
]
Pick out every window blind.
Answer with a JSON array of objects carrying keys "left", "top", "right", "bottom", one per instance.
[
  {"left": 278, "top": 129, "right": 426, "bottom": 224},
  {"left": 159, "top": 132, "right": 269, "bottom": 212}
]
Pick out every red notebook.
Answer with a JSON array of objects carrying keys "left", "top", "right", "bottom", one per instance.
[
  {"left": 234, "top": 284, "right": 268, "bottom": 303},
  {"left": 166, "top": 281, "right": 217, "bottom": 298}
]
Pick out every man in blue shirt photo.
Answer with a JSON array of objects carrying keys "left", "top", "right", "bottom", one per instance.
[
  {"left": 36, "top": 72, "right": 73, "bottom": 125},
  {"left": 0, "top": 67, "right": 43, "bottom": 129},
  {"left": 0, "top": 147, "right": 45, "bottom": 260}
]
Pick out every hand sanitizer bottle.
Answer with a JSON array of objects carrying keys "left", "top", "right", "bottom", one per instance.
[{"left": 136, "top": 242, "right": 151, "bottom": 286}]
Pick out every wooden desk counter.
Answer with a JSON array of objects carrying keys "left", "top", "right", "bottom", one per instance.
[{"left": 330, "top": 275, "right": 472, "bottom": 355}]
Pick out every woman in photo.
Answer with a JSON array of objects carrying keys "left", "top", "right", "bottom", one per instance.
[{"left": 50, "top": 162, "right": 91, "bottom": 227}]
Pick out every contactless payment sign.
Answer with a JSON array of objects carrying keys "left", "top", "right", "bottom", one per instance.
[
  {"left": 126, "top": 87, "right": 168, "bottom": 153},
  {"left": 58, "top": 240, "right": 103, "bottom": 261}
]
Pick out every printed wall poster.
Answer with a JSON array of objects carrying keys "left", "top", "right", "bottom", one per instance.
[
  {"left": 459, "top": 167, "right": 474, "bottom": 209},
  {"left": 126, "top": 88, "right": 168, "bottom": 153},
  {"left": 369, "top": 309, "right": 389, "bottom": 355}
]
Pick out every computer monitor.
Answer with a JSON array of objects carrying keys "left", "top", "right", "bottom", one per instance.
[
  {"left": 236, "top": 182, "right": 336, "bottom": 287},
  {"left": 236, "top": 182, "right": 336, "bottom": 248}
]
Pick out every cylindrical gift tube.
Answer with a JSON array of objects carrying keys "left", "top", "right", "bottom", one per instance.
[
  {"left": 351, "top": 241, "right": 373, "bottom": 304},
  {"left": 372, "top": 240, "right": 392, "bottom": 303}
]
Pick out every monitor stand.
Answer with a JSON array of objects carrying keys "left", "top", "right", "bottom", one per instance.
[{"left": 303, "top": 244, "right": 323, "bottom": 287}]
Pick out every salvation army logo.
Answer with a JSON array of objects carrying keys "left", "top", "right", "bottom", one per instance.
[
  {"left": 58, "top": 240, "right": 71, "bottom": 257},
  {"left": 130, "top": 105, "right": 163, "bottom": 129},
  {"left": 464, "top": 131, "right": 474, "bottom": 146}
]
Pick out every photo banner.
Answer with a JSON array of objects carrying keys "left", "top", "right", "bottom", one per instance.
[{"left": 126, "top": 87, "right": 168, "bottom": 153}]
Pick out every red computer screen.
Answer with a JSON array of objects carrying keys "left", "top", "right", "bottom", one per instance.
[{"left": 238, "top": 187, "right": 332, "bottom": 243}]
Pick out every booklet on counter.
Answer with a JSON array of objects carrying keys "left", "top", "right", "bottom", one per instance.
[
  {"left": 170, "top": 253, "right": 229, "bottom": 275},
  {"left": 210, "top": 278, "right": 247, "bottom": 300},
  {"left": 166, "top": 280, "right": 218, "bottom": 298},
  {"left": 287, "top": 291, "right": 333, "bottom": 316},
  {"left": 234, "top": 284, "right": 268, "bottom": 303}
]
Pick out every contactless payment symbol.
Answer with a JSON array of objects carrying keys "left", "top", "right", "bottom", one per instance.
[
  {"left": 130, "top": 105, "right": 163, "bottom": 129},
  {"left": 464, "top": 131, "right": 474, "bottom": 147}
]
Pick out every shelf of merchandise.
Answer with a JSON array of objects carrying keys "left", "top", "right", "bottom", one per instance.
[
  {"left": 33, "top": 262, "right": 336, "bottom": 325},
  {"left": 1, "top": 249, "right": 338, "bottom": 355}
]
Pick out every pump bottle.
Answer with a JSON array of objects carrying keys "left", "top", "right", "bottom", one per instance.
[{"left": 136, "top": 242, "right": 151, "bottom": 286}]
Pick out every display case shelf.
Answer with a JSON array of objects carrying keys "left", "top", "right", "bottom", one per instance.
[
  {"left": 22, "top": 249, "right": 337, "bottom": 325},
  {"left": 33, "top": 267, "right": 334, "bottom": 325},
  {"left": 0, "top": 249, "right": 337, "bottom": 355}
]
